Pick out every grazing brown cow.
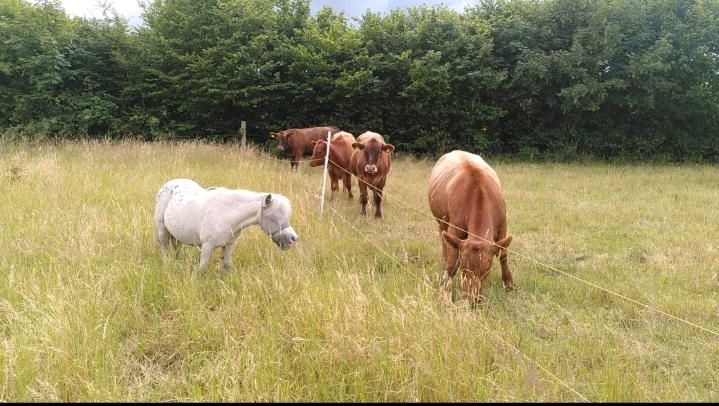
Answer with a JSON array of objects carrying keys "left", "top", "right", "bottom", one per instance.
[
  {"left": 308, "top": 131, "right": 356, "bottom": 199},
  {"left": 428, "top": 150, "right": 514, "bottom": 303},
  {"left": 269, "top": 126, "right": 340, "bottom": 170},
  {"left": 349, "top": 131, "right": 395, "bottom": 218}
]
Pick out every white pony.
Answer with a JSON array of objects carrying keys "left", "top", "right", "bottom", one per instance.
[{"left": 155, "top": 178, "right": 298, "bottom": 272}]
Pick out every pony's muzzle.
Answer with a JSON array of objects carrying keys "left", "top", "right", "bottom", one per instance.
[{"left": 272, "top": 226, "right": 298, "bottom": 250}]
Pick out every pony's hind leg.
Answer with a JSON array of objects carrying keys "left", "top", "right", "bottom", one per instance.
[
  {"left": 156, "top": 224, "right": 172, "bottom": 257},
  {"left": 169, "top": 235, "right": 181, "bottom": 258}
]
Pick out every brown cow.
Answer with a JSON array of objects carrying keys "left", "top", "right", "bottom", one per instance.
[
  {"left": 349, "top": 131, "right": 395, "bottom": 218},
  {"left": 269, "top": 126, "right": 340, "bottom": 171},
  {"left": 427, "top": 150, "right": 514, "bottom": 303},
  {"left": 308, "top": 131, "right": 356, "bottom": 199}
]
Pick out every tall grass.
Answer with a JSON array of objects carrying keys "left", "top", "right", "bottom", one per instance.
[{"left": 0, "top": 139, "right": 717, "bottom": 401}]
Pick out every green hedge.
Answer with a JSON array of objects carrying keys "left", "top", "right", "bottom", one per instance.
[{"left": 1, "top": 0, "right": 718, "bottom": 160}]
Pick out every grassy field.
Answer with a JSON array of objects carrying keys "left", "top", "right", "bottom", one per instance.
[{"left": 0, "top": 139, "right": 718, "bottom": 401}]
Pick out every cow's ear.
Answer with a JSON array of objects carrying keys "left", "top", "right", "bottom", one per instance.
[
  {"left": 494, "top": 235, "right": 512, "bottom": 255},
  {"left": 382, "top": 144, "right": 395, "bottom": 153},
  {"left": 442, "top": 231, "right": 464, "bottom": 249},
  {"left": 352, "top": 142, "right": 364, "bottom": 150},
  {"left": 311, "top": 140, "right": 318, "bottom": 145},
  {"left": 269, "top": 132, "right": 276, "bottom": 138},
  {"left": 263, "top": 194, "right": 272, "bottom": 207}
]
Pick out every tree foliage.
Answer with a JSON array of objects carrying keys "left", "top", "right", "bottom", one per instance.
[{"left": 1, "top": 0, "right": 718, "bottom": 160}]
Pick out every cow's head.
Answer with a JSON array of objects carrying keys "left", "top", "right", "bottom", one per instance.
[
  {"left": 442, "top": 232, "right": 512, "bottom": 302},
  {"left": 271, "top": 130, "right": 292, "bottom": 153},
  {"left": 308, "top": 140, "right": 327, "bottom": 167},
  {"left": 352, "top": 138, "right": 395, "bottom": 174}
]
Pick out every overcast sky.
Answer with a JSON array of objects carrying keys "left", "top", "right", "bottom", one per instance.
[{"left": 58, "top": 0, "right": 477, "bottom": 26}]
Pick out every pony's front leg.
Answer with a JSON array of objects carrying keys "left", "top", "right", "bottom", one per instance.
[
  {"left": 222, "top": 241, "right": 236, "bottom": 271},
  {"left": 199, "top": 243, "right": 215, "bottom": 273}
]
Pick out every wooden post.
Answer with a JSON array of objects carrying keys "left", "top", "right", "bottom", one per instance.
[{"left": 239, "top": 121, "right": 247, "bottom": 148}]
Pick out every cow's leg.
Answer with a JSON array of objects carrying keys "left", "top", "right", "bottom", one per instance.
[
  {"left": 343, "top": 173, "right": 353, "bottom": 199},
  {"left": 358, "top": 181, "right": 368, "bottom": 216},
  {"left": 499, "top": 248, "right": 514, "bottom": 291},
  {"left": 222, "top": 241, "right": 236, "bottom": 271},
  {"left": 198, "top": 243, "right": 215, "bottom": 273},
  {"left": 372, "top": 178, "right": 386, "bottom": 218},
  {"left": 330, "top": 173, "right": 339, "bottom": 200},
  {"left": 439, "top": 270, "right": 453, "bottom": 304},
  {"left": 373, "top": 187, "right": 383, "bottom": 218},
  {"left": 439, "top": 228, "right": 459, "bottom": 302},
  {"left": 290, "top": 153, "right": 302, "bottom": 171},
  {"left": 496, "top": 228, "right": 514, "bottom": 291}
]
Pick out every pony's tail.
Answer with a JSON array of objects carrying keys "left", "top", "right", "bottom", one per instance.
[{"left": 154, "top": 183, "right": 175, "bottom": 243}]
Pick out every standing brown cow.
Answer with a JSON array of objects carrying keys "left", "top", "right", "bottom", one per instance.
[
  {"left": 269, "top": 126, "right": 340, "bottom": 171},
  {"left": 349, "top": 131, "right": 395, "bottom": 218},
  {"left": 308, "top": 131, "right": 356, "bottom": 199},
  {"left": 428, "top": 150, "right": 514, "bottom": 303}
]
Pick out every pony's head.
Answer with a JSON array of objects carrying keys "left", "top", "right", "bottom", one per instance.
[{"left": 259, "top": 193, "right": 298, "bottom": 249}]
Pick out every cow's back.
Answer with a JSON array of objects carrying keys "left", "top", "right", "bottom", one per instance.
[
  {"left": 428, "top": 150, "right": 501, "bottom": 222},
  {"left": 331, "top": 131, "right": 355, "bottom": 164},
  {"left": 293, "top": 126, "right": 340, "bottom": 155},
  {"left": 332, "top": 130, "right": 355, "bottom": 144}
]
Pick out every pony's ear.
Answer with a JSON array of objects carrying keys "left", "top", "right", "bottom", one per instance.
[{"left": 263, "top": 194, "right": 272, "bottom": 207}]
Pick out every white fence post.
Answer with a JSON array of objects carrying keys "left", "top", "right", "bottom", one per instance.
[{"left": 320, "top": 130, "right": 332, "bottom": 216}]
